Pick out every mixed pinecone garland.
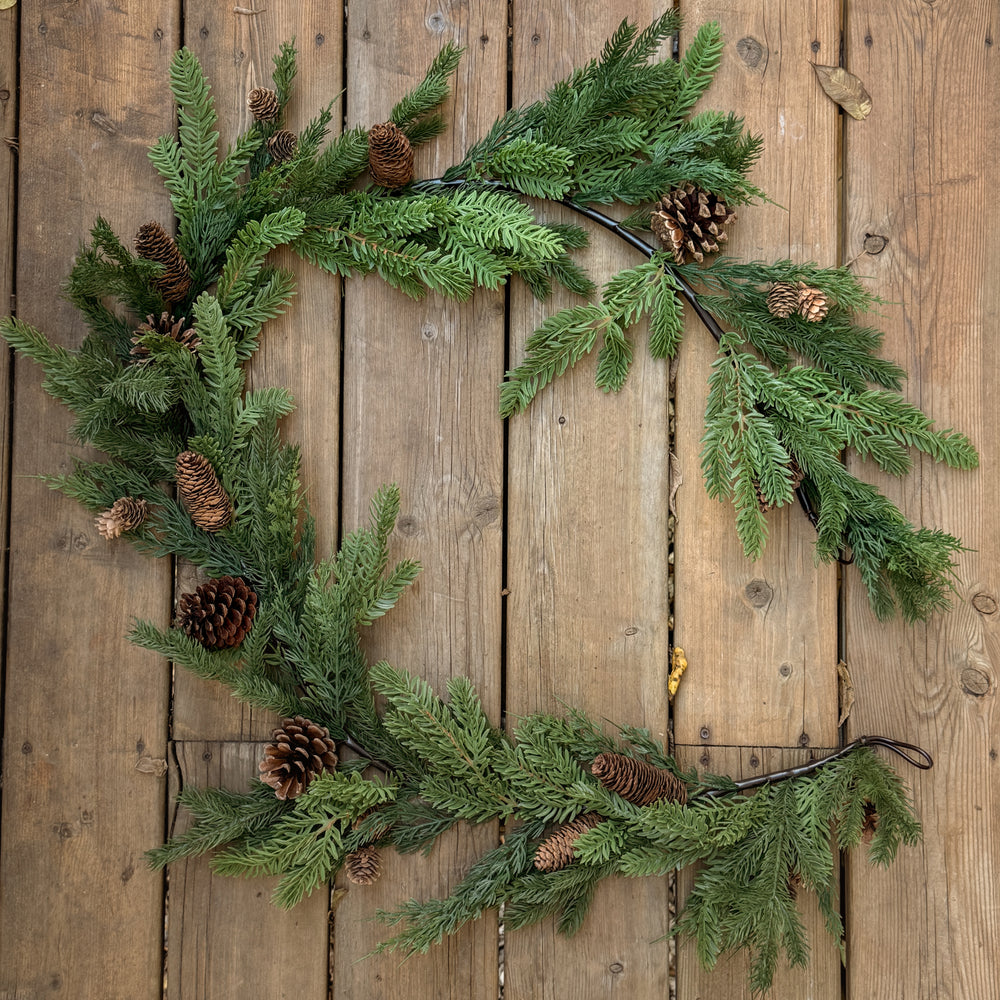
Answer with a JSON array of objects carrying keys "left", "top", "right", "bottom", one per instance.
[
  {"left": 533, "top": 812, "right": 604, "bottom": 872},
  {"left": 591, "top": 752, "right": 689, "bottom": 806},
  {"left": 259, "top": 716, "right": 339, "bottom": 801},
  {"left": 266, "top": 128, "right": 298, "bottom": 162},
  {"left": 95, "top": 496, "right": 149, "bottom": 539},
  {"left": 176, "top": 575, "right": 258, "bottom": 650},
  {"left": 345, "top": 845, "right": 383, "bottom": 885},
  {"left": 130, "top": 312, "right": 200, "bottom": 362},
  {"left": 650, "top": 183, "right": 736, "bottom": 263},
  {"left": 175, "top": 450, "right": 233, "bottom": 532},
  {"left": 247, "top": 86, "right": 280, "bottom": 123},
  {"left": 368, "top": 121, "right": 415, "bottom": 188},
  {"left": 133, "top": 221, "right": 192, "bottom": 304}
]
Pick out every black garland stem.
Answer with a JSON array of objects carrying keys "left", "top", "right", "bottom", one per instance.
[
  {"left": 340, "top": 735, "right": 393, "bottom": 776},
  {"left": 690, "top": 734, "right": 933, "bottom": 800},
  {"left": 413, "top": 177, "right": 818, "bottom": 529}
]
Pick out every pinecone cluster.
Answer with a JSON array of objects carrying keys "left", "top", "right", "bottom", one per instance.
[
  {"left": 754, "top": 457, "right": 805, "bottom": 513},
  {"left": 368, "top": 121, "right": 414, "bottom": 188},
  {"left": 134, "top": 221, "right": 192, "bottom": 304},
  {"left": 533, "top": 812, "right": 603, "bottom": 872},
  {"left": 650, "top": 184, "right": 736, "bottom": 263},
  {"left": 130, "top": 312, "right": 200, "bottom": 362},
  {"left": 175, "top": 450, "right": 233, "bottom": 532},
  {"left": 591, "top": 752, "right": 688, "bottom": 806},
  {"left": 345, "top": 845, "right": 383, "bottom": 885},
  {"left": 766, "top": 281, "right": 830, "bottom": 322},
  {"left": 177, "top": 575, "right": 258, "bottom": 650},
  {"left": 267, "top": 129, "right": 298, "bottom": 162},
  {"left": 247, "top": 87, "right": 280, "bottom": 123},
  {"left": 95, "top": 496, "right": 148, "bottom": 539},
  {"left": 259, "top": 716, "right": 338, "bottom": 801}
]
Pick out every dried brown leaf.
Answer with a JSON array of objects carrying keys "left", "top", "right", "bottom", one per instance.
[
  {"left": 837, "top": 660, "right": 855, "bottom": 726},
  {"left": 813, "top": 65, "right": 873, "bottom": 120}
]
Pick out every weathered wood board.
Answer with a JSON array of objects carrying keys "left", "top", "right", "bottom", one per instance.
[{"left": 0, "top": 2, "right": 996, "bottom": 999}]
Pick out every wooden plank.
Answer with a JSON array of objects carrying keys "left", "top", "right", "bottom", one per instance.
[
  {"left": 675, "top": 746, "right": 844, "bottom": 995},
  {"left": 672, "top": 4, "right": 842, "bottom": 997},
  {"left": 504, "top": 4, "right": 673, "bottom": 997},
  {"left": 842, "top": 5, "right": 1000, "bottom": 997},
  {"left": 175, "top": 4, "right": 343, "bottom": 743},
  {"left": 165, "top": 742, "right": 328, "bottom": 998},
  {"left": 0, "top": 5, "right": 178, "bottom": 998},
  {"left": 332, "top": 3, "right": 508, "bottom": 997}
]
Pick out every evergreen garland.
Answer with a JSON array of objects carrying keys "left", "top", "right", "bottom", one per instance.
[{"left": 2, "top": 15, "right": 958, "bottom": 991}]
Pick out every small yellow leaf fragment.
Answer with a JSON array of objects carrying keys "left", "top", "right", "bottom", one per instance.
[
  {"left": 0, "top": 0, "right": 17, "bottom": 10},
  {"left": 837, "top": 660, "right": 855, "bottom": 726},
  {"left": 813, "top": 64, "right": 873, "bottom": 120},
  {"left": 668, "top": 646, "right": 688, "bottom": 699}
]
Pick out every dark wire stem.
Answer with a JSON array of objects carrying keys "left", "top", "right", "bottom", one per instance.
[
  {"left": 340, "top": 736, "right": 393, "bottom": 776},
  {"left": 689, "top": 735, "right": 934, "bottom": 800}
]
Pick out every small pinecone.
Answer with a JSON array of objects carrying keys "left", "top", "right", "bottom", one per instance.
[
  {"left": 533, "top": 813, "right": 603, "bottom": 872},
  {"left": 95, "top": 496, "right": 149, "bottom": 539},
  {"left": 266, "top": 129, "right": 298, "bottom": 162},
  {"left": 765, "top": 281, "right": 800, "bottom": 319},
  {"left": 753, "top": 457, "right": 806, "bottom": 513},
  {"left": 861, "top": 801, "right": 879, "bottom": 844},
  {"left": 259, "top": 715, "right": 338, "bottom": 801},
  {"left": 344, "top": 845, "right": 383, "bottom": 885},
  {"left": 590, "top": 752, "right": 688, "bottom": 806},
  {"left": 175, "top": 450, "right": 233, "bottom": 532},
  {"left": 368, "top": 122, "right": 414, "bottom": 188},
  {"left": 130, "top": 312, "right": 200, "bottom": 362},
  {"left": 247, "top": 87, "right": 280, "bottom": 123},
  {"left": 650, "top": 184, "right": 736, "bottom": 264},
  {"left": 797, "top": 281, "right": 830, "bottom": 322},
  {"left": 134, "top": 221, "right": 192, "bottom": 303},
  {"left": 177, "top": 575, "right": 258, "bottom": 650}
]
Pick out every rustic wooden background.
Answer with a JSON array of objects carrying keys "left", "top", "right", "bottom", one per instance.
[{"left": 1, "top": 1, "right": 997, "bottom": 997}]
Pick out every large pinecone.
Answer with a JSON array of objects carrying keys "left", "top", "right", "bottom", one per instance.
[
  {"left": 266, "top": 129, "right": 298, "bottom": 162},
  {"left": 533, "top": 813, "right": 603, "bottom": 872},
  {"left": 95, "top": 496, "right": 149, "bottom": 540},
  {"left": 175, "top": 450, "right": 233, "bottom": 532},
  {"left": 247, "top": 87, "right": 280, "bottom": 123},
  {"left": 259, "top": 716, "right": 338, "bottom": 801},
  {"left": 130, "top": 312, "right": 200, "bottom": 362},
  {"left": 650, "top": 184, "right": 736, "bottom": 264},
  {"left": 591, "top": 752, "right": 688, "bottom": 806},
  {"left": 177, "top": 575, "right": 258, "bottom": 650},
  {"left": 344, "top": 845, "right": 383, "bottom": 885},
  {"left": 134, "top": 221, "right": 192, "bottom": 303},
  {"left": 368, "top": 122, "right": 414, "bottom": 188}
]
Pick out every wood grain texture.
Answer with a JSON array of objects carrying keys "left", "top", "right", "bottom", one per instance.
[
  {"left": 675, "top": 746, "right": 844, "bottom": 997},
  {"left": 0, "top": 5, "right": 177, "bottom": 998},
  {"left": 175, "top": 4, "right": 343, "bottom": 743},
  {"left": 332, "top": 3, "right": 507, "bottom": 997},
  {"left": 504, "top": 3, "right": 672, "bottom": 997},
  {"left": 842, "top": 4, "right": 1000, "bottom": 997},
  {"left": 673, "top": 0, "right": 840, "bottom": 750},
  {"left": 166, "top": 742, "right": 329, "bottom": 999}
]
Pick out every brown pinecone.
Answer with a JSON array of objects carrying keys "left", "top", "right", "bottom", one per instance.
[
  {"left": 344, "top": 845, "right": 383, "bottom": 885},
  {"left": 533, "top": 813, "right": 603, "bottom": 872},
  {"left": 797, "top": 282, "right": 830, "bottom": 322},
  {"left": 95, "top": 496, "right": 149, "bottom": 539},
  {"left": 266, "top": 129, "right": 298, "bottom": 162},
  {"left": 650, "top": 184, "right": 736, "bottom": 264},
  {"left": 861, "top": 801, "right": 879, "bottom": 844},
  {"left": 765, "top": 281, "right": 800, "bottom": 319},
  {"left": 368, "top": 122, "right": 414, "bottom": 188},
  {"left": 247, "top": 87, "right": 280, "bottom": 123},
  {"left": 177, "top": 575, "right": 258, "bottom": 650},
  {"left": 753, "top": 457, "right": 805, "bottom": 513},
  {"left": 259, "top": 715, "right": 338, "bottom": 800},
  {"left": 130, "top": 312, "right": 200, "bottom": 362},
  {"left": 134, "top": 221, "right": 192, "bottom": 304},
  {"left": 175, "top": 450, "right": 233, "bottom": 532},
  {"left": 591, "top": 752, "right": 688, "bottom": 806}
]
